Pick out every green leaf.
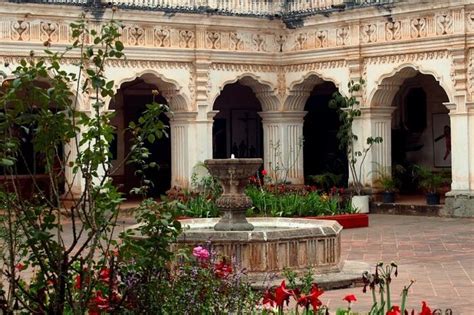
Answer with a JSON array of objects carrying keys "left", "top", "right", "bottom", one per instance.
[
  {"left": 147, "top": 134, "right": 155, "bottom": 143},
  {"left": 115, "top": 41, "right": 124, "bottom": 51},
  {"left": 0, "top": 158, "right": 15, "bottom": 166}
]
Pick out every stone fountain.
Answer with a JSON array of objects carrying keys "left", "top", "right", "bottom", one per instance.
[{"left": 173, "top": 158, "right": 366, "bottom": 286}]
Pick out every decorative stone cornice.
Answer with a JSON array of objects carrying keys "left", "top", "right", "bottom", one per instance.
[
  {"left": 364, "top": 51, "right": 450, "bottom": 66},
  {"left": 210, "top": 63, "right": 277, "bottom": 73},
  {"left": 284, "top": 60, "right": 346, "bottom": 72}
]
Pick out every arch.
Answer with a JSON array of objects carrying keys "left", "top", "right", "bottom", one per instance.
[
  {"left": 285, "top": 72, "right": 342, "bottom": 111},
  {"left": 212, "top": 73, "right": 280, "bottom": 111},
  {"left": 369, "top": 64, "right": 453, "bottom": 108},
  {"left": 114, "top": 70, "right": 190, "bottom": 112}
]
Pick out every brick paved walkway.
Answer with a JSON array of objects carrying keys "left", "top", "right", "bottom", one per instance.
[{"left": 322, "top": 214, "right": 474, "bottom": 314}]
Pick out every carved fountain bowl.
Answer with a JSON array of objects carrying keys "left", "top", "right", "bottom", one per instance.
[
  {"left": 204, "top": 158, "right": 262, "bottom": 191},
  {"left": 174, "top": 217, "right": 343, "bottom": 283}
]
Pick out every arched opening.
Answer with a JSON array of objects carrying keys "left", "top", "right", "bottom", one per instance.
[
  {"left": 371, "top": 66, "right": 451, "bottom": 198},
  {"left": 390, "top": 73, "right": 450, "bottom": 193},
  {"left": 303, "top": 81, "right": 347, "bottom": 187},
  {"left": 110, "top": 78, "right": 171, "bottom": 197},
  {"left": 0, "top": 79, "right": 66, "bottom": 200},
  {"left": 212, "top": 82, "right": 263, "bottom": 159}
]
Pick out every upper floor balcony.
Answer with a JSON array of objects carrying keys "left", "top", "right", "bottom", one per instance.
[{"left": 7, "top": 0, "right": 397, "bottom": 27}]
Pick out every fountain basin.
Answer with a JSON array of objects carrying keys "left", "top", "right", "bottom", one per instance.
[{"left": 174, "top": 217, "right": 343, "bottom": 282}]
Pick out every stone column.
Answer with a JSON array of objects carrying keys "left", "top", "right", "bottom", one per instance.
[
  {"left": 353, "top": 107, "right": 394, "bottom": 189},
  {"left": 442, "top": 101, "right": 474, "bottom": 216},
  {"left": 169, "top": 111, "right": 198, "bottom": 188},
  {"left": 259, "top": 111, "right": 306, "bottom": 185}
]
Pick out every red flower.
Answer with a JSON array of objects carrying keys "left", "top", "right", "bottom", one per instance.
[
  {"left": 261, "top": 169, "right": 268, "bottom": 176},
  {"left": 15, "top": 263, "right": 25, "bottom": 271},
  {"left": 274, "top": 280, "right": 293, "bottom": 307},
  {"left": 47, "top": 278, "right": 57, "bottom": 286},
  {"left": 297, "top": 284, "right": 324, "bottom": 312},
  {"left": 99, "top": 268, "right": 111, "bottom": 283},
  {"left": 387, "top": 306, "right": 402, "bottom": 315},
  {"left": 74, "top": 275, "right": 82, "bottom": 289},
  {"left": 214, "top": 260, "right": 233, "bottom": 279},
  {"left": 343, "top": 294, "right": 357, "bottom": 303},
  {"left": 262, "top": 290, "right": 276, "bottom": 308},
  {"left": 89, "top": 290, "right": 110, "bottom": 315},
  {"left": 420, "top": 301, "right": 432, "bottom": 315}
]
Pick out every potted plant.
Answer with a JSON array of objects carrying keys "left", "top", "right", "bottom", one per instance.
[
  {"left": 330, "top": 80, "right": 382, "bottom": 213},
  {"left": 372, "top": 164, "right": 405, "bottom": 203},
  {"left": 414, "top": 165, "right": 446, "bottom": 205}
]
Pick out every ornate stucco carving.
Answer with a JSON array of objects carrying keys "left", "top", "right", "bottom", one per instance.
[
  {"left": 468, "top": 48, "right": 474, "bottom": 101},
  {"left": 364, "top": 51, "right": 449, "bottom": 66},
  {"left": 154, "top": 27, "right": 171, "bottom": 47},
  {"left": 361, "top": 24, "right": 377, "bottom": 44},
  {"left": 284, "top": 60, "right": 346, "bottom": 72},
  {"left": 210, "top": 63, "right": 277, "bottom": 73},
  {"left": 12, "top": 21, "right": 30, "bottom": 41}
]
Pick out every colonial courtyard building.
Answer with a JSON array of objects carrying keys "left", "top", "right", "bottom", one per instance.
[{"left": 0, "top": 0, "right": 473, "bottom": 215}]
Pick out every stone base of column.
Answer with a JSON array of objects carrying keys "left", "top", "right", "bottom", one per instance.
[{"left": 441, "top": 192, "right": 474, "bottom": 217}]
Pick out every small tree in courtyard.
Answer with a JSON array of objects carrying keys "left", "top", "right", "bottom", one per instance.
[
  {"left": 0, "top": 9, "right": 179, "bottom": 314},
  {"left": 329, "top": 80, "right": 382, "bottom": 196}
]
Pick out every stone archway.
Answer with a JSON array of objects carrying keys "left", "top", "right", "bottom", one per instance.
[
  {"left": 368, "top": 66, "right": 451, "bottom": 193},
  {"left": 110, "top": 77, "right": 172, "bottom": 197},
  {"left": 212, "top": 81, "right": 263, "bottom": 159}
]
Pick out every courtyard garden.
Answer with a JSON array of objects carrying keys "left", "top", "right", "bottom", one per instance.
[{"left": 0, "top": 13, "right": 470, "bottom": 315}]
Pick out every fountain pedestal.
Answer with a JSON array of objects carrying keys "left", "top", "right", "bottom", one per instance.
[{"left": 205, "top": 158, "right": 261, "bottom": 231}]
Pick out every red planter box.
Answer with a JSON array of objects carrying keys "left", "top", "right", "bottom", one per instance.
[{"left": 304, "top": 214, "right": 369, "bottom": 229}]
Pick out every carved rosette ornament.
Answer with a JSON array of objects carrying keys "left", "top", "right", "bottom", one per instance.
[{"left": 205, "top": 158, "right": 262, "bottom": 231}]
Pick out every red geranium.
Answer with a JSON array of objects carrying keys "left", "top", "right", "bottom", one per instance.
[
  {"left": 214, "top": 260, "right": 232, "bottom": 279},
  {"left": 261, "top": 169, "right": 268, "bottom": 176}
]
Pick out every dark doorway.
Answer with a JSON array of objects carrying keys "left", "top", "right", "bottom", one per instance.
[
  {"left": 111, "top": 79, "right": 171, "bottom": 197},
  {"left": 213, "top": 82, "right": 263, "bottom": 159},
  {"left": 303, "top": 82, "right": 347, "bottom": 185}
]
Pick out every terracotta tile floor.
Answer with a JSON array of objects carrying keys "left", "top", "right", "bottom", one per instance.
[{"left": 322, "top": 214, "right": 474, "bottom": 314}]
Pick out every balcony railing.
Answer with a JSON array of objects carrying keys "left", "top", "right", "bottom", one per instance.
[{"left": 8, "top": 0, "right": 397, "bottom": 18}]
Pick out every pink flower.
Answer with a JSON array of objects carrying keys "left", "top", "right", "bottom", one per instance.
[
  {"left": 261, "top": 169, "right": 268, "bottom": 176},
  {"left": 192, "top": 246, "right": 210, "bottom": 260}
]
